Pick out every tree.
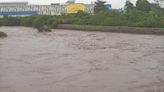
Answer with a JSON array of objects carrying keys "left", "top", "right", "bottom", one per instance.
[
  {"left": 136, "top": 0, "right": 151, "bottom": 12},
  {"left": 154, "top": 0, "right": 160, "bottom": 5},
  {"left": 94, "top": 0, "right": 108, "bottom": 13},
  {"left": 150, "top": 3, "right": 161, "bottom": 11},
  {"left": 125, "top": 0, "right": 134, "bottom": 12},
  {"left": 66, "top": 0, "right": 75, "bottom": 4}
]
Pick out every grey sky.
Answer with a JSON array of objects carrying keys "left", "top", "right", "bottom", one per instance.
[{"left": 0, "top": 0, "right": 154, "bottom": 9}]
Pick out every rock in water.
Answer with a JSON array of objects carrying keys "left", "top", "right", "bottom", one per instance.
[
  {"left": 37, "top": 25, "right": 52, "bottom": 32},
  {"left": 37, "top": 27, "right": 44, "bottom": 32},
  {"left": 0, "top": 31, "right": 7, "bottom": 38}
]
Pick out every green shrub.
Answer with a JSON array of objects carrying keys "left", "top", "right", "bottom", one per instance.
[
  {"left": 50, "top": 21, "right": 58, "bottom": 28},
  {"left": 2, "top": 16, "right": 21, "bottom": 26},
  {"left": 32, "top": 15, "right": 51, "bottom": 28},
  {"left": 20, "top": 15, "right": 38, "bottom": 26}
]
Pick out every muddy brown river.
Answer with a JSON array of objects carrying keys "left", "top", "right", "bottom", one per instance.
[{"left": 0, "top": 27, "right": 164, "bottom": 92}]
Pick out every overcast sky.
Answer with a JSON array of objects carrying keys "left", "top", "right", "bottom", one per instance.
[{"left": 0, "top": 0, "right": 154, "bottom": 9}]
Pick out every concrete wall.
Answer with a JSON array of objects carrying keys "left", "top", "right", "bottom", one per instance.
[{"left": 57, "top": 24, "right": 164, "bottom": 35}]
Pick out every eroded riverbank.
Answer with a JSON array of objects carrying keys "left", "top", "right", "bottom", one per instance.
[{"left": 0, "top": 27, "right": 164, "bottom": 92}]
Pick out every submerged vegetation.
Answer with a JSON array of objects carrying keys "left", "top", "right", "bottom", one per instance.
[{"left": 0, "top": 0, "right": 164, "bottom": 28}]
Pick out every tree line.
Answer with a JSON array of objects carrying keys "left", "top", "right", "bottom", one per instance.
[{"left": 0, "top": 0, "right": 164, "bottom": 28}]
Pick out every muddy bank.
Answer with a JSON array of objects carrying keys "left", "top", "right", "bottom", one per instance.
[
  {"left": 0, "top": 27, "right": 164, "bottom": 92},
  {"left": 57, "top": 24, "right": 164, "bottom": 35}
]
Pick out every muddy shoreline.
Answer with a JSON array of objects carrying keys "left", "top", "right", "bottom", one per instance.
[
  {"left": 0, "top": 27, "right": 164, "bottom": 92},
  {"left": 57, "top": 24, "right": 164, "bottom": 35}
]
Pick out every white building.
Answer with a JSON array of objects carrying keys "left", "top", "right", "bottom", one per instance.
[{"left": 0, "top": 2, "right": 94, "bottom": 16}]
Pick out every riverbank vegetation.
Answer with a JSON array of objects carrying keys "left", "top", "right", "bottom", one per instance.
[{"left": 0, "top": 0, "right": 164, "bottom": 28}]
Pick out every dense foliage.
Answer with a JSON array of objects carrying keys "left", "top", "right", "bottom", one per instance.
[
  {"left": 0, "top": 0, "right": 164, "bottom": 28},
  {"left": 94, "top": 0, "right": 109, "bottom": 13}
]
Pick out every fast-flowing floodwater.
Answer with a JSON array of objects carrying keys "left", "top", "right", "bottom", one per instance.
[{"left": 0, "top": 27, "right": 164, "bottom": 92}]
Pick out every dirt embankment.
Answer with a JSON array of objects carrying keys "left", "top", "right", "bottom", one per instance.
[{"left": 57, "top": 24, "right": 164, "bottom": 35}]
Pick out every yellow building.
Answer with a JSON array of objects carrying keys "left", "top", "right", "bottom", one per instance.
[{"left": 66, "top": 3, "right": 86, "bottom": 13}]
